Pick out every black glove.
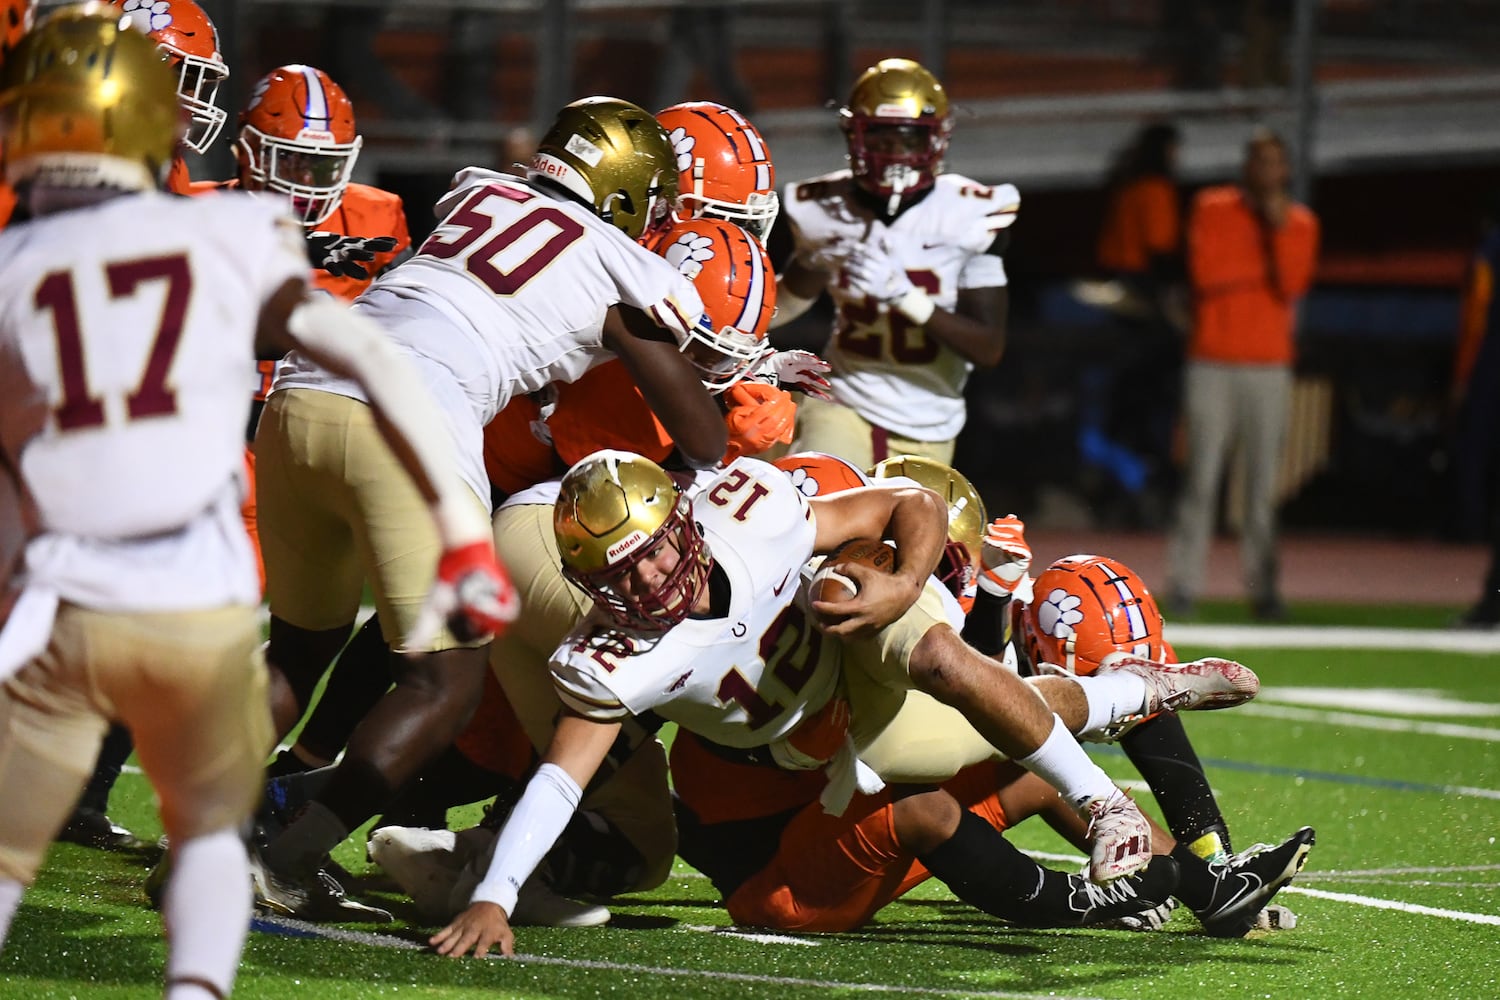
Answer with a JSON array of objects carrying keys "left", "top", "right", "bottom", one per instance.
[{"left": 305, "top": 232, "right": 400, "bottom": 280}]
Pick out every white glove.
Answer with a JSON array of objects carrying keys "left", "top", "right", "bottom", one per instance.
[
  {"left": 750, "top": 349, "right": 833, "bottom": 400},
  {"left": 842, "top": 234, "right": 935, "bottom": 324},
  {"left": 977, "top": 515, "right": 1033, "bottom": 601},
  {"left": 842, "top": 236, "right": 913, "bottom": 303}
]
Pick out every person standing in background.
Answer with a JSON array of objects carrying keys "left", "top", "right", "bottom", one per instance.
[
  {"left": 1081, "top": 121, "right": 1186, "bottom": 526},
  {"left": 1165, "top": 128, "right": 1319, "bottom": 621},
  {"left": 1450, "top": 192, "right": 1500, "bottom": 627}
]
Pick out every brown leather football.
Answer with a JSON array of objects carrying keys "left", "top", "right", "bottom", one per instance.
[{"left": 810, "top": 537, "right": 896, "bottom": 606}]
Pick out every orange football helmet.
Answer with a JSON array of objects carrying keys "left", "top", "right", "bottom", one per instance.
[
  {"left": 654, "top": 217, "right": 775, "bottom": 393},
  {"left": 772, "top": 452, "right": 870, "bottom": 498},
  {"left": 1020, "top": 554, "right": 1169, "bottom": 677},
  {"left": 109, "top": 0, "right": 227, "bottom": 154},
  {"left": 656, "top": 101, "right": 777, "bottom": 240},
  {"left": 235, "top": 64, "right": 361, "bottom": 226},
  {"left": 1, "top": 0, "right": 35, "bottom": 70}
]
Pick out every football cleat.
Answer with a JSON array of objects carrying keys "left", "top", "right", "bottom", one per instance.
[
  {"left": 1194, "top": 826, "right": 1315, "bottom": 938},
  {"left": 248, "top": 844, "right": 392, "bottom": 924},
  {"left": 1251, "top": 902, "right": 1298, "bottom": 931},
  {"left": 1081, "top": 789, "right": 1153, "bottom": 883},
  {"left": 368, "top": 825, "right": 490, "bottom": 922},
  {"left": 510, "top": 871, "right": 612, "bottom": 929},
  {"left": 1096, "top": 654, "right": 1260, "bottom": 715},
  {"left": 58, "top": 807, "right": 147, "bottom": 853},
  {"left": 1049, "top": 857, "right": 1180, "bottom": 929}
]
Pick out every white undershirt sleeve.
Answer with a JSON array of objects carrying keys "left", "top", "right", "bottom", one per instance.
[{"left": 467, "top": 763, "right": 583, "bottom": 915}]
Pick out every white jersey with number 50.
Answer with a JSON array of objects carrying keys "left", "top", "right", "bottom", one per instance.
[
  {"left": 784, "top": 171, "right": 1019, "bottom": 441},
  {"left": 0, "top": 192, "right": 306, "bottom": 611},
  {"left": 550, "top": 458, "right": 842, "bottom": 749},
  {"left": 274, "top": 168, "right": 705, "bottom": 504}
]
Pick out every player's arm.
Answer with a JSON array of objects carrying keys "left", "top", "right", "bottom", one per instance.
[
  {"left": 431, "top": 708, "right": 622, "bottom": 958},
  {"left": 805, "top": 483, "right": 948, "bottom": 637},
  {"left": 603, "top": 304, "right": 728, "bottom": 470},
  {"left": 918, "top": 283, "right": 1008, "bottom": 368},
  {"left": 769, "top": 255, "right": 833, "bottom": 328},
  {"left": 257, "top": 279, "right": 513, "bottom": 641}
]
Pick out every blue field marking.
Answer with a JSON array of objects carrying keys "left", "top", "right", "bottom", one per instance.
[{"left": 1091, "top": 744, "right": 1500, "bottom": 799}]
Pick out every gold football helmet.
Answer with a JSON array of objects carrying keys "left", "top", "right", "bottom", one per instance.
[
  {"left": 529, "top": 96, "right": 677, "bottom": 241},
  {"left": 1, "top": 2, "right": 181, "bottom": 192},
  {"left": 554, "top": 450, "right": 712, "bottom": 631},
  {"left": 840, "top": 58, "right": 952, "bottom": 210},
  {"left": 871, "top": 455, "right": 985, "bottom": 609}
]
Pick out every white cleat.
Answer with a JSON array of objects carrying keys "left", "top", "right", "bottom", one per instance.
[
  {"left": 1081, "top": 788, "right": 1153, "bottom": 883},
  {"left": 510, "top": 870, "right": 611, "bottom": 928},
  {"left": 1097, "top": 654, "right": 1260, "bottom": 714},
  {"left": 368, "top": 825, "right": 491, "bottom": 922}
]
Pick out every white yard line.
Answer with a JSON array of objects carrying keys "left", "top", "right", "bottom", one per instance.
[
  {"left": 1236, "top": 703, "right": 1500, "bottom": 744},
  {"left": 1166, "top": 624, "right": 1500, "bottom": 653},
  {"left": 1279, "top": 886, "right": 1500, "bottom": 926}
]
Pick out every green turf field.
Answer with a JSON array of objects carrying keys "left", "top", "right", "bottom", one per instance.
[{"left": 3, "top": 630, "right": 1498, "bottom": 999}]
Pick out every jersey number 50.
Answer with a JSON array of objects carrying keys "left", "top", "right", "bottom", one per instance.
[{"left": 420, "top": 183, "right": 587, "bottom": 296}]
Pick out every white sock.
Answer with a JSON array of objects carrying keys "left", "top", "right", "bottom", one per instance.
[
  {"left": 163, "top": 827, "right": 251, "bottom": 1000},
  {"left": 1014, "top": 714, "right": 1119, "bottom": 811},
  {"left": 0, "top": 876, "right": 24, "bottom": 952},
  {"left": 1073, "top": 671, "right": 1150, "bottom": 733}
]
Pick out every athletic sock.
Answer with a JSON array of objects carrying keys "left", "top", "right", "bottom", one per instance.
[
  {"left": 1014, "top": 714, "right": 1118, "bottom": 811},
  {"left": 0, "top": 876, "right": 24, "bottom": 949},
  {"left": 1072, "top": 672, "right": 1150, "bottom": 733},
  {"left": 262, "top": 800, "right": 348, "bottom": 879},
  {"left": 916, "top": 810, "right": 1047, "bottom": 921},
  {"left": 163, "top": 828, "right": 250, "bottom": 1000}
]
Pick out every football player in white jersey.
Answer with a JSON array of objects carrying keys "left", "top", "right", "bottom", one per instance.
[
  {"left": 0, "top": 6, "right": 506, "bottom": 993},
  {"left": 772, "top": 58, "right": 1017, "bottom": 469},
  {"left": 431, "top": 452, "right": 1260, "bottom": 957},
  {"left": 250, "top": 96, "right": 730, "bottom": 917}
]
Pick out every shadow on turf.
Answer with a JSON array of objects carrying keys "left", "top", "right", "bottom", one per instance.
[{"left": 2, "top": 911, "right": 165, "bottom": 989}]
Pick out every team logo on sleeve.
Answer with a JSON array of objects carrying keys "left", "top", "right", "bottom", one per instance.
[
  {"left": 1038, "top": 587, "right": 1084, "bottom": 640},
  {"left": 663, "top": 230, "right": 715, "bottom": 279}
]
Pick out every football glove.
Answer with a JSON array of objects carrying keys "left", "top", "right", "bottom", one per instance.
[
  {"left": 407, "top": 541, "right": 519, "bottom": 648},
  {"left": 841, "top": 234, "right": 913, "bottom": 303},
  {"left": 977, "top": 514, "right": 1033, "bottom": 600},
  {"left": 750, "top": 349, "right": 833, "bottom": 400},
  {"left": 722, "top": 381, "right": 797, "bottom": 463},
  {"left": 306, "top": 233, "right": 400, "bottom": 280}
]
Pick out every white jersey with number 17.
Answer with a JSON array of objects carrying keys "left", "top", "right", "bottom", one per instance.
[{"left": 0, "top": 191, "right": 306, "bottom": 611}]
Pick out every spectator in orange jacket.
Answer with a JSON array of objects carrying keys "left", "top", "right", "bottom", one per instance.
[
  {"left": 1165, "top": 127, "right": 1320, "bottom": 621},
  {"left": 1081, "top": 121, "right": 1186, "bottom": 523}
]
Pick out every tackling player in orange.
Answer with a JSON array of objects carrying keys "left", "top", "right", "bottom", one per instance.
[{"left": 105, "top": 0, "right": 228, "bottom": 194}]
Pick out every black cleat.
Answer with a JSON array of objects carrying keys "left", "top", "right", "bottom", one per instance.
[
  {"left": 1016, "top": 855, "right": 1182, "bottom": 929},
  {"left": 1195, "top": 826, "right": 1315, "bottom": 938},
  {"left": 58, "top": 808, "right": 147, "bottom": 853},
  {"left": 249, "top": 844, "right": 392, "bottom": 924}
]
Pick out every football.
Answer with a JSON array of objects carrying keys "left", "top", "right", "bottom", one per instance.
[{"left": 810, "top": 537, "right": 896, "bottom": 607}]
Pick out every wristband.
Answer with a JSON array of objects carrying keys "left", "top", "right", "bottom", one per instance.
[{"left": 891, "top": 287, "right": 936, "bottom": 325}]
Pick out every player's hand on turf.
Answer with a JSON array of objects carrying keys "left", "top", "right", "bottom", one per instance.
[
  {"left": 431, "top": 900, "right": 514, "bottom": 958},
  {"left": 407, "top": 540, "right": 520, "bottom": 648},
  {"left": 305, "top": 232, "right": 399, "bottom": 279},
  {"left": 811, "top": 563, "right": 922, "bottom": 639}
]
